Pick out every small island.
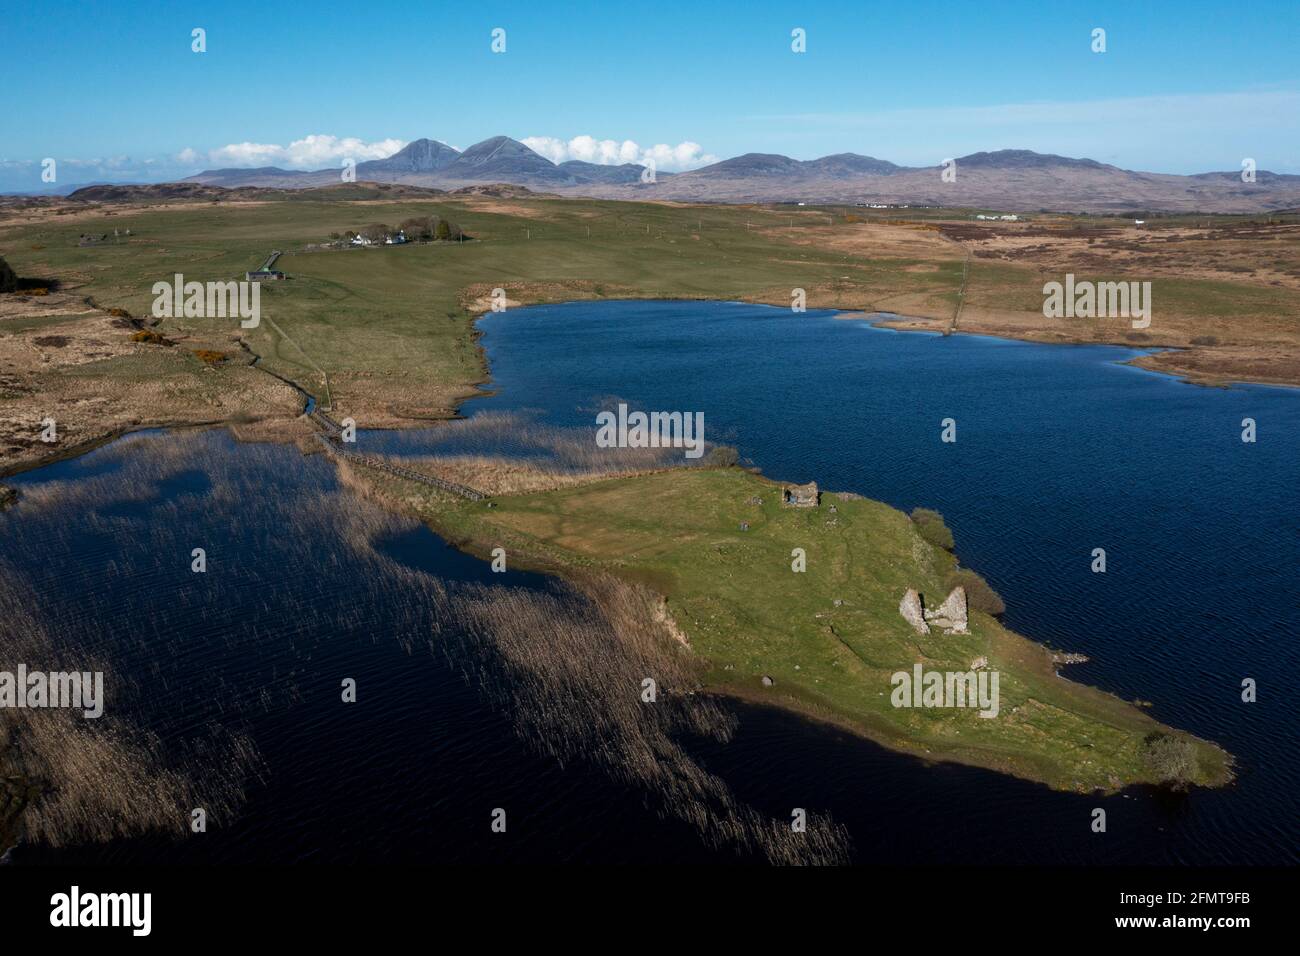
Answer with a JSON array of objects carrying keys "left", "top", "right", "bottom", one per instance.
[{"left": 340, "top": 456, "right": 1231, "bottom": 793}]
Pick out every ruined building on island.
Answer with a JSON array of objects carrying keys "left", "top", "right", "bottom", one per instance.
[
  {"left": 781, "top": 481, "right": 819, "bottom": 508},
  {"left": 899, "top": 586, "right": 969, "bottom": 635}
]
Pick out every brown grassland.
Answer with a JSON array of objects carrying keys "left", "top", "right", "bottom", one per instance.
[{"left": 1, "top": 191, "right": 1297, "bottom": 481}]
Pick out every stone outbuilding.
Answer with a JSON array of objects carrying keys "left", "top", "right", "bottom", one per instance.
[
  {"left": 899, "top": 588, "right": 930, "bottom": 635},
  {"left": 924, "top": 586, "right": 969, "bottom": 635},
  {"left": 781, "top": 481, "right": 819, "bottom": 508},
  {"left": 899, "top": 585, "right": 969, "bottom": 635}
]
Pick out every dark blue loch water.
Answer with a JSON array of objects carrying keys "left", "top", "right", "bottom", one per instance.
[
  {"left": 375, "top": 299, "right": 1299, "bottom": 863},
  {"left": 1, "top": 432, "right": 750, "bottom": 865},
  {"left": 3, "top": 300, "right": 1297, "bottom": 865}
]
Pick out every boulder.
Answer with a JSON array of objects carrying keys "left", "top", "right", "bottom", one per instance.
[
  {"left": 1051, "top": 651, "right": 1090, "bottom": 665},
  {"left": 0, "top": 256, "right": 16, "bottom": 293},
  {"left": 924, "top": 586, "right": 969, "bottom": 634},
  {"left": 899, "top": 588, "right": 930, "bottom": 635}
]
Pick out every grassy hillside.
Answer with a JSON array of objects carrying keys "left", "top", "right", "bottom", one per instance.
[{"left": 357, "top": 463, "right": 1232, "bottom": 793}]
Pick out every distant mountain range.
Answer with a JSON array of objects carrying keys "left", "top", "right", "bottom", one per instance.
[
  {"left": 183, "top": 136, "right": 657, "bottom": 191},
  {"left": 59, "top": 181, "right": 532, "bottom": 205},
  {"left": 168, "top": 135, "right": 1300, "bottom": 213}
]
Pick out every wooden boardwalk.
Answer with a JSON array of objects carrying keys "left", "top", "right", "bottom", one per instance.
[
  {"left": 309, "top": 407, "right": 344, "bottom": 436},
  {"left": 313, "top": 430, "right": 485, "bottom": 501}
]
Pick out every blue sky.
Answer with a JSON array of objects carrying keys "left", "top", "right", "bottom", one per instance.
[{"left": 1, "top": 0, "right": 1297, "bottom": 187}]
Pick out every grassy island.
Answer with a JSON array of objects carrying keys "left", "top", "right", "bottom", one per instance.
[{"left": 348, "top": 461, "right": 1232, "bottom": 793}]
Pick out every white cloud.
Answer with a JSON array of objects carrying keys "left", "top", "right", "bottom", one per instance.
[
  {"left": 184, "top": 134, "right": 407, "bottom": 170},
  {"left": 522, "top": 135, "right": 718, "bottom": 170},
  {"left": 0, "top": 155, "right": 200, "bottom": 191}
]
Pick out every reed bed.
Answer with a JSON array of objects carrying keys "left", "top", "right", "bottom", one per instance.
[
  {"left": 0, "top": 430, "right": 412, "bottom": 849},
  {"left": 362, "top": 411, "right": 727, "bottom": 495},
  {"left": 438, "top": 575, "right": 852, "bottom": 865},
  {"left": 5, "top": 427, "right": 847, "bottom": 862},
  {"left": 0, "top": 575, "right": 253, "bottom": 849},
  {"left": 407, "top": 453, "right": 685, "bottom": 496}
]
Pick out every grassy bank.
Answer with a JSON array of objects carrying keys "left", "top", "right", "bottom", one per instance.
[{"left": 350, "top": 461, "right": 1232, "bottom": 794}]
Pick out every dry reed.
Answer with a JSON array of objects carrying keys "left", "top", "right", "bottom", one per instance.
[
  {"left": 438, "top": 575, "right": 852, "bottom": 865},
  {"left": 0, "top": 576, "right": 253, "bottom": 848}
]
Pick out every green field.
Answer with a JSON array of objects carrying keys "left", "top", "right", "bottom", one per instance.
[
  {"left": 8, "top": 193, "right": 1295, "bottom": 422},
  {"left": 3, "top": 196, "right": 963, "bottom": 418},
  {"left": 362, "top": 464, "right": 1232, "bottom": 793}
]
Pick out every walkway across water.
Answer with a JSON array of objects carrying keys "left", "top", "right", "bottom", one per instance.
[{"left": 309, "top": 411, "right": 485, "bottom": 500}]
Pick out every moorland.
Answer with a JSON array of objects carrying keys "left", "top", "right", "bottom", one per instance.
[{"left": 4, "top": 183, "right": 1290, "bottom": 795}]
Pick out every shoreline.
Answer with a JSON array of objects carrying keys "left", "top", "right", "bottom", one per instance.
[
  {"left": 3, "top": 296, "right": 1241, "bottom": 797},
  {"left": 8, "top": 290, "right": 1297, "bottom": 480},
  {"left": 842, "top": 309, "right": 1300, "bottom": 392},
  {"left": 420, "top": 300, "right": 1237, "bottom": 791},
  {"left": 349, "top": 461, "right": 1233, "bottom": 794},
  {"left": 0, "top": 418, "right": 230, "bottom": 482}
]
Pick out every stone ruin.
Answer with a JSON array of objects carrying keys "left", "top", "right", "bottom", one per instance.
[
  {"left": 781, "top": 481, "right": 819, "bottom": 508},
  {"left": 899, "top": 586, "right": 969, "bottom": 635},
  {"left": 899, "top": 588, "right": 929, "bottom": 634},
  {"left": 925, "top": 587, "right": 969, "bottom": 634}
]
